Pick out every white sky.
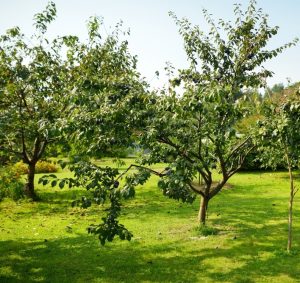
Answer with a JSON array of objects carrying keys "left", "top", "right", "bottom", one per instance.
[{"left": 1, "top": 0, "right": 299, "bottom": 89}]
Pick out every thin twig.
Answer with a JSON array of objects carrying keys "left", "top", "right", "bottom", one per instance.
[{"left": 115, "top": 164, "right": 167, "bottom": 181}]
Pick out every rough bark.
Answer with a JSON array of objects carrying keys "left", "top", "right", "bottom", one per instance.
[
  {"left": 198, "top": 196, "right": 209, "bottom": 225},
  {"left": 24, "top": 162, "right": 38, "bottom": 200}
]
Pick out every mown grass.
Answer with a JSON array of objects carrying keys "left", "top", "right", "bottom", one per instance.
[{"left": 0, "top": 159, "right": 300, "bottom": 282}]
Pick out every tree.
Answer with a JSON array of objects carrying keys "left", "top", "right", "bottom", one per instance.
[
  {"left": 40, "top": 16, "right": 150, "bottom": 244},
  {"left": 65, "top": 17, "right": 150, "bottom": 244},
  {"left": 0, "top": 2, "right": 71, "bottom": 199},
  {"left": 257, "top": 94, "right": 300, "bottom": 252},
  {"left": 39, "top": 0, "right": 297, "bottom": 245},
  {"left": 271, "top": 83, "right": 284, "bottom": 94},
  {"left": 134, "top": 0, "right": 297, "bottom": 225}
]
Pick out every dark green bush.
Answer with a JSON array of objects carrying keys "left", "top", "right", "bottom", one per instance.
[{"left": 240, "top": 153, "right": 286, "bottom": 171}]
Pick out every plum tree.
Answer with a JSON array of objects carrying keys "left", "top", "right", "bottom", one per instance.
[
  {"left": 135, "top": 0, "right": 297, "bottom": 224},
  {"left": 0, "top": 2, "right": 72, "bottom": 199}
]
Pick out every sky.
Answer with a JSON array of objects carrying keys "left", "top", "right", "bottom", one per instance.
[{"left": 1, "top": 0, "right": 300, "bottom": 89}]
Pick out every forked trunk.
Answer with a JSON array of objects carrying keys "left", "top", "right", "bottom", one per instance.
[{"left": 198, "top": 196, "right": 209, "bottom": 225}]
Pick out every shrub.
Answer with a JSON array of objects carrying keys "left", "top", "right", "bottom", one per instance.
[
  {"left": 0, "top": 167, "right": 24, "bottom": 201},
  {"left": 14, "top": 161, "right": 28, "bottom": 175},
  {"left": 36, "top": 160, "right": 58, "bottom": 173},
  {"left": 240, "top": 150, "right": 286, "bottom": 171},
  {"left": 14, "top": 160, "right": 58, "bottom": 174}
]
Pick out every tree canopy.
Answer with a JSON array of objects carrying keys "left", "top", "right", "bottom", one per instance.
[
  {"left": 131, "top": 0, "right": 298, "bottom": 224},
  {"left": 257, "top": 91, "right": 300, "bottom": 251},
  {"left": 0, "top": 2, "right": 72, "bottom": 199},
  {"left": 1, "top": 1, "right": 298, "bottom": 248}
]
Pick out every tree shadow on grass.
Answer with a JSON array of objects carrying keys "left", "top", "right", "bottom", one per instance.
[
  {"left": 0, "top": 236, "right": 203, "bottom": 283},
  {"left": 0, "top": 222, "right": 300, "bottom": 283},
  {"left": 187, "top": 234, "right": 300, "bottom": 283},
  {"left": 2, "top": 172, "right": 300, "bottom": 282},
  {"left": 36, "top": 187, "right": 88, "bottom": 205}
]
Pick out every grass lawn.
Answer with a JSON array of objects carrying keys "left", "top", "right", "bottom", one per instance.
[{"left": 0, "top": 159, "right": 300, "bottom": 282}]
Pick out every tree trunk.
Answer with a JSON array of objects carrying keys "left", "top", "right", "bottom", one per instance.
[
  {"left": 198, "top": 196, "right": 209, "bottom": 225},
  {"left": 287, "top": 164, "right": 294, "bottom": 252},
  {"left": 24, "top": 162, "right": 38, "bottom": 200}
]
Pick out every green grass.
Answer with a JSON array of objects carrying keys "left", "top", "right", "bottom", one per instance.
[{"left": 0, "top": 161, "right": 300, "bottom": 282}]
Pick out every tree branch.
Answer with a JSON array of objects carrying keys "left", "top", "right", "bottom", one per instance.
[
  {"left": 21, "top": 128, "right": 30, "bottom": 163},
  {"left": 293, "top": 187, "right": 299, "bottom": 198},
  {"left": 158, "top": 135, "right": 211, "bottom": 184},
  {"left": 188, "top": 182, "right": 205, "bottom": 197},
  {"left": 208, "top": 179, "right": 227, "bottom": 199},
  {"left": 227, "top": 145, "right": 256, "bottom": 177},
  {"left": 18, "top": 88, "right": 33, "bottom": 115},
  {"left": 37, "top": 140, "right": 47, "bottom": 159},
  {"left": 225, "top": 136, "right": 252, "bottom": 165},
  {"left": 115, "top": 164, "right": 167, "bottom": 182},
  {"left": 32, "top": 137, "right": 41, "bottom": 161}
]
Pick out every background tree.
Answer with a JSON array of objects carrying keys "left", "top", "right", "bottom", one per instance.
[
  {"left": 257, "top": 93, "right": 300, "bottom": 252},
  {"left": 0, "top": 2, "right": 71, "bottom": 199},
  {"left": 270, "top": 83, "right": 284, "bottom": 95},
  {"left": 134, "top": 0, "right": 297, "bottom": 225}
]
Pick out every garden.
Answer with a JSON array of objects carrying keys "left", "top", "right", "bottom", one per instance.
[{"left": 1, "top": 1, "right": 300, "bottom": 282}]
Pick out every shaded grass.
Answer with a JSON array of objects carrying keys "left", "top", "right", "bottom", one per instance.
[{"left": 0, "top": 162, "right": 300, "bottom": 282}]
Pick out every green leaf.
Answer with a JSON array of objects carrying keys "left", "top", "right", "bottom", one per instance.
[{"left": 59, "top": 180, "right": 65, "bottom": 189}]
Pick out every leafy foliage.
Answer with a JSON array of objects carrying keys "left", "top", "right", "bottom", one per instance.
[
  {"left": 60, "top": 16, "right": 148, "bottom": 158},
  {"left": 40, "top": 15, "right": 150, "bottom": 244},
  {"left": 133, "top": 0, "right": 297, "bottom": 224},
  {"left": 39, "top": 160, "right": 153, "bottom": 245},
  {"left": 87, "top": 193, "right": 133, "bottom": 245},
  {"left": 0, "top": 2, "right": 72, "bottom": 198},
  {"left": 257, "top": 96, "right": 300, "bottom": 169},
  {"left": 1, "top": 1, "right": 297, "bottom": 246},
  {"left": 257, "top": 92, "right": 300, "bottom": 251}
]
